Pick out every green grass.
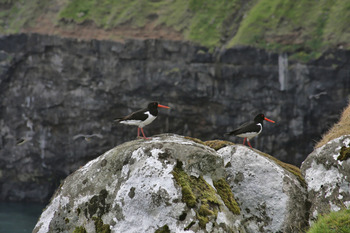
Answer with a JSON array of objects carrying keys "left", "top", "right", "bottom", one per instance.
[
  {"left": 58, "top": 0, "right": 241, "bottom": 48},
  {"left": 228, "top": 0, "right": 349, "bottom": 60},
  {"left": 0, "top": 0, "right": 51, "bottom": 33},
  {"left": 1, "top": 0, "right": 349, "bottom": 61},
  {"left": 307, "top": 208, "right": 350, "bottom": 233}
]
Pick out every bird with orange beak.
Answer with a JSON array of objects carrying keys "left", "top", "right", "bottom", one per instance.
[
  {"left": 226, "top": 113, "right": 275, "bottom": 148},
  {"left": 115, "top": 102, "right": 170, "bottom": 139}
]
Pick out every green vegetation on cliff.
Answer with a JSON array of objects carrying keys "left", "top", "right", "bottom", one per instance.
[
  {"left": 0, "top": 0, "right": 349, "bottom": 60},
  {"left": 228, "top": 0, "right": 350, "bottom": 60},
  {"left": 57, "top": 0, "right": 243, "bottom": 48},
  {"left": 307, "top": 208, "right": 350, "bottom": 233}
]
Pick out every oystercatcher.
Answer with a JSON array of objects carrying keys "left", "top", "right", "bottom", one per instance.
[
  {"left": 226, "top": 113, "right": 275, "bottom": 148},
  {"left": 115, "top": 102, "right": 170, "bottom": 139}
]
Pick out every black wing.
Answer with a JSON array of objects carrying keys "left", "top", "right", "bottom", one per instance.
[
  {"left": 115, "top": 108, "right": 149, "bottom": 122},
  {"left": 227, "top": 121, "right": 261, "bottom": 135}
]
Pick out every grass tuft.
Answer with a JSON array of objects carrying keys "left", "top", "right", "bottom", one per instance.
[
  {"left": 307, "top": 208, "right": 350, "bottom": 233},
  {"left": 316, "top": 103, "right": 350, "bottom": 148}
]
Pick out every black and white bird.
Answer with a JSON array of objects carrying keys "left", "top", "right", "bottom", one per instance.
[
  {"left": 226, "top": 113, "right": 275, "bottom": 148},
  {"left": 115, "top": 102, "right": 170, "bottom": 139}
]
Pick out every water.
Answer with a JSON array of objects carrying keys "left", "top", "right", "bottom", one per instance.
[{"left": 0, "top": 202, "right": 46, "bottom": 233}]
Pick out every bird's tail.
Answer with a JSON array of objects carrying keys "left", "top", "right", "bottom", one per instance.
[
  {"left": 224, "top": 130, "right": 237, "bottom": 136},
  {"left": 113, "top": 117, "right": 124, "bottom": 124}
]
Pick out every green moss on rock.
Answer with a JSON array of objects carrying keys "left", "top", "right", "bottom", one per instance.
[
  {"left": 155, "top": 225, "right": 170, "bottom": 233},
  {"left": 213, "top": 178, "right": 240, "bottom": 214},
  {"left": 184, "top": 137, "right": 234, "bottom": 151},
  {"left": 184, "top": 221, "right": 196, "bottom": 230},
  {"left": 172, "top": 162, "right": 197, "bottom": 208},
  {"left": 203, "top": 140, "right": 235, "bottom": 151},
  {"left": 92, "top": 216, "right": 111, "bottom": 233},
  {"left": 73, "top": 226, "right": 87, "bottom": 233},
  {"left": 184, "top": 136, "right": 207, "bottom": 146},
  {"left": 172, "top": 161, "right": 221, "bottom": 229},
  {"left": 337, "top": 145, "right": 350, "bottom": 161}
]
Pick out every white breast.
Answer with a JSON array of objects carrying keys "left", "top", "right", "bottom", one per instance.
[{"left": 139, "top": 111, "right": 157, "bottom": 127}]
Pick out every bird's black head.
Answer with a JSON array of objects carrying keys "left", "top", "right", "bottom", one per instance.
[
  {"left": 147, "top": 102, "right": 170, "bottom": 110},
  {"left": 254, "top": 113, "right": 275, "bottom": 124},
  {"left": 148, "top": 102, "right": 159, "bottom": 110},
  {"left": 254, "top": 113, "right": 266, "bottom": 123}
]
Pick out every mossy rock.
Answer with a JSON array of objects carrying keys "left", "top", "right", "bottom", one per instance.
[
  {"left": 73, "top": 226, "right": 87, "bottom": 233},
  {"left": 92, "top": 216, "right": 111, "bottom": 233},
  {"left": 337, "top": 145, "right": 350, "bottom": 161},
  {"left": 184, "top": 137, "right": 234, "bottom": 151},
  {"left": 155, "top": 225, "right": 170, "bottom": 233},
  {"left": 172, "top": 161, "right": 239, "bottom": 229},
  {"left": 203, "top": 140, "right": 235, "bottom": 151},
  {"left": 213, "top": 178, "right": 240, "bottom": 214},
  {"left": 172, "top": 162, "right": 197, "bottom": 208}
]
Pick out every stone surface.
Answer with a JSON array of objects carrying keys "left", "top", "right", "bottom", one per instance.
[
  {"left": 0, "top": 33, "right": 349, "bottom": 202},
  {"left": 218, "top": 145, "right": 308, "bottom": 233},
  {"left": 301, "top": 135, "right": 350, "bottom": 225},
  {"left": 33, "top": 134, "right": 307, "bottom": 233},
  {"left": 33, "top": 134, "right": 242, "bottom": 233}
]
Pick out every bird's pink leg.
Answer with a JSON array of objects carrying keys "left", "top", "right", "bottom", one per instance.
[
  {"left": 140, "top": 128, "right": 150, "bottom": 140},
  {"left": 137, "top": 127, "right": 141, "bottom": 138},
  {"left": 243, "top": 138, "right": 247, "bottom": 145},
  {"left": 247, "top": 140, "right": 253, "bottom": 148}
]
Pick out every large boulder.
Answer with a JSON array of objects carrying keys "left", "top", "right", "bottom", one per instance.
[
  {"left": 33, "top": 134, "right": 242, "bottom": 233},
  {"left": 33, "top": 134, "right": 307, "bottom": 233},
  {"left": 301, "top": 135, "right": 350, "bottom": 225},
  {"left": 218, "top": 145, "right": 308, "bottom": 233}
]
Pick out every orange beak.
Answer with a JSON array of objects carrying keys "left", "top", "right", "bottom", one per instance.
[
  {"left": 158, "top": 104, "right": 170, "bottom": 109},
  {"left": 264, "top": 117, "right": 275, "bottom": 123}
]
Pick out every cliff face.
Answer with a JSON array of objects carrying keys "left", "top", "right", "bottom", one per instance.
[{"left": 0, "top": 33, "right": 349, "bottom": 202}]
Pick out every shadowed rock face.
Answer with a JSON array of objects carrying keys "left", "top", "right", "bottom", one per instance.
[
  {"left": 0, "top": 33, "right": 349, "bottom": 202},
  {"left": 33, "top": 134, "right": 307, "bottom": 233}
]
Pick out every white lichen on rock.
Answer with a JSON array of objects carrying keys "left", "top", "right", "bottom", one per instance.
[
  {"left": 301, "top": 135, "right": 350, "bottom": 224},
  {"left": 33, "top": 134, "right": 307, "bottom": 233},
  {"left": 218, "top": 145, "right": 307, "bottom": 233}
]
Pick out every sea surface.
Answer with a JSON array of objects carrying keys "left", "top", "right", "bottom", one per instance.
[{"left": 0, "top": 202, "right": 46, "bottom": 233}]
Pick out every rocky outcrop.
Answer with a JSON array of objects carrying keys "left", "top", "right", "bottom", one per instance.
[
  {"left": 301, "top": 135, "right": 350, "bottom": 225},
  {"left": 218, "top": 146, "right": 308, "bottom": 233},
  {"left": 33, "top": 134, "right": 307, "bottom": 233},
  {"left": 1, "top": 33, "right": 350, "bottom": 202}
]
